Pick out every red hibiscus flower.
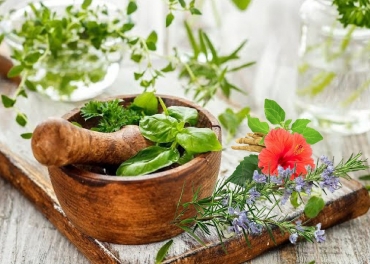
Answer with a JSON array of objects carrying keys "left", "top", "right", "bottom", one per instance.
[{"left": 258, "top": 128, "right": 314, "bottom": 179}]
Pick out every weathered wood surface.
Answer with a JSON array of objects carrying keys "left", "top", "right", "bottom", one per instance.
[{"left": 0, "top": 69, "right": 370, "bottom": 263}]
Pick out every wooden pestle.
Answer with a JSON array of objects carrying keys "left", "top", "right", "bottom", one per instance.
[{"left": 31, "top": 117, "right": 152, "bottom": 167}]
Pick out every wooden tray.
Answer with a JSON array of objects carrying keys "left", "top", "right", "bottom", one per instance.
[{"left": 0, "top": 72, "right": 369, "bottom": 263}]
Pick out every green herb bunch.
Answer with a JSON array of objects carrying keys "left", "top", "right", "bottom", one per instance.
[
  {"left": 79, "top": 92, "right": 222, "bottom": 176},
  {"left": 116, "top": 92, "right": 222, "bottom": 176},
  {"left": 167, "top": 99, "right": 368, "bottom": 252}
]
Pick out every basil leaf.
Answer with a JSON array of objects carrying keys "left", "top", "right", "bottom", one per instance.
[
  {"left": 176, "top": 127, "right": 222, "bottom": 153},
  {"left": 140, "top": 115, "right": 179, "bottom": 143},
  {"left": 304, "top": 196, "right": 325, "bottom": 218},
  {"left": 247, "top": 115, "right": 269, "bottom": 134},
  {"left": 116, "top": 146, "right": 180, "bottom": 176},
  {"left": 132, "top": 92, "right": 158, "bottom": 115},
  {"left": 155, "top": 239, "right": 173, "bottom": 264},
  {"left": 226, "top": 154, "right": 259, "bottom": 186},
  {"left": 264, "top": 99, "right": 285, "bottom": 125},
  {"left": 177, "top": 151, "right": 194, "bottom": 165},
  {"left": 301, "top": 127, "right": 323, "bottom": 145},
  {"left": 291, "top": 119, "right": 311, "bottom": 134},
  {"left": 168, "top": 106, "right": 198, "bottom": 126}
]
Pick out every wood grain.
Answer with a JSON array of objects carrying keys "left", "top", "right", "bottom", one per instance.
[{"left": 31, "top": 117, "right": 151, "bottom": 166}]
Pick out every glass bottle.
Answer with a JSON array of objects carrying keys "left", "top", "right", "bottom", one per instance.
[{"left": 295, "top": 0, "right": 370, "bottom": 134}]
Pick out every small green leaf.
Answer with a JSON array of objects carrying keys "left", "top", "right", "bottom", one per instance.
[
  {"left": 155, "top": 239, "right": 173, "bottom": 264},
  {"left": 178, "top": 0, "right": 186, "bottom": 8},
  {"left": 166, "top": 13, "right": 174, "bottom": 27},
  {"left": 184, "top": 21, "right": 200, "bottom": 58},
  {"left": 190, "top": 7, "right": 202, "bottom": 15},
  {"left": 264, "top": 99, "right": 285, "bottom": 125},
  {"left": 359, "top": 174, "right": 370, "bottom": 181},
  {"left": 161, "top": 62, "right": 175, "bottom": 73},
  {"left": 132, "top": 92, "right": 158, "bottom": 115},
  {"left": 1, "top": 95, "right": 16, "bottom": 108},
  {"left": 291, "top": 119, "right": 311, "bottom": 134},
  {"left": 231, "top": 0, "right": 251, "bottom": 10},
  {"left": 290, "top": 191, "right": 301, "bottom": 208},
  {"left": 146, "top": 31, "right": 158, "bottom": 51},
  {"left": 0, "top": 34, "right": 4, "bottom": 45},
  {"left": 218, "top": 107, "right": 249, "bottom": 139},
  {"left": 134, "top": 71, "right": 145, "bottom": 80},
  {"left": 301, "top": 127, "right": 323, "bottom": 145},
  {"left": 16, "top": 113, "right": 27, "bottom": 127},
  {"left": 304, "top": 196, "right": 325, "bottom": 218},
  {"left": 177, "top": 151, "right": 194, "bottom": 165},
  {"left": 71, "top": 121, "right": 82, "bottom": 127},
  {"left": 127, "top": 1, "right": 137, "bottom": 15},
  {"left": 167, "top": 106, "right": 198, "bottom": 126},
  {"left": 226, "top": 154, "right": 259, "bottom": 186},
  {"left": 20, "top": 133, "right": 33, "bottom": 139},
  {"left": 7, "top": 65, "right": 24, "bottom": 78},
  {"left": 122, "top": 23, "right": 135, "bottom": 32},
  {"left": 247, "top": 115, "right": 269, "bottom": 134},
  {"left": 116, "top": 146, "right": 180, "bottom": 176},
  {"left": 81, "top": 0, "right": 92, "bottom": 9},
  {"left": 131, "top": 53, "right": 142, "bottom": 63},
  {"left": 25, "top": 80, "right": 37, "bottom": 91},
  {"left": 24, "top": 51, "right": 42, "bottom": 64},
  {"left": 176, "top": 127, "right": 222, "bottom": 153}
]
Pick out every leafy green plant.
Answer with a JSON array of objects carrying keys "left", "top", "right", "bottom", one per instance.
[
  {"left": 218, "top": 106, "right": 250, "bottom": 142},
  {"left": 333, "top": 0, "right": 370, "bottom": 28},
  {"left": 176, "top": 21, "right": 255, "bottom": 106},
  {"left": 166, "top": 99, "right": 367, "bottom": 253},
  {"left": 116, "top": 97, "right": 222, "bottom": 176}
]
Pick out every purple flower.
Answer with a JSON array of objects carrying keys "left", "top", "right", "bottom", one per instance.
[
  {"left": 246, "top": 187, "right": 261, "bottom": 205},
  {"left": 253, "top": 170, "right": 267, "bottom": 183},
  {"left": 320, "top": 172, "right": 340, "bottom": 193},
  {"left": 294, "top": 176, "right": 305, "bottom": 192},
  {"left": 320, "top": 155, "right": 333, "bottom": 166},
  {"left": 270, "top": 175, "right": 283, "bottom": 185},
  {"left": 295, "top": 220, "right": 304, "bottom": 232},
  {"left": 303, "top": 182, "right": 313, "bottom": 195},
  {"left": 314, "top": 223, "right": 326, "bottom": 243},
  {"left": 281, "top": 188, "right": 293, "bottom": 205},
  {"left": 289, "top": 233, "right": 298, "bottom": 244},
  {"left": 228, "top": 207, "right": 240, "bottom": 216},
  {"left": 248, "top": 221, "right": 262, "bottom": 235},
  {"left": 221, "top": 195, "right": 230, "bottom": 206},
  {"left": 278, "top": 165, "right": 295, "bottom": 180},
  {"left": 227, "top": 208, "right": 262, "bottom": 235}
]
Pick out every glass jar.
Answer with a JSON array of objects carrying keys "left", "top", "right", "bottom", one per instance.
[
  {"left": 295, "top": 0, "right": 370, "bottom": 134},
  {"left": 0, "top": 0, "right": 123, "bottom": 102}
]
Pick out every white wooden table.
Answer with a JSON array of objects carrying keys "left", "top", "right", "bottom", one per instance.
[{"left": 0, "top": 0, "right": 370, "bottom": 263}]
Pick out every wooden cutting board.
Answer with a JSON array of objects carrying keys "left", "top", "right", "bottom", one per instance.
[{"left": 0, "top": 60, "right": 369, "bottom": 263}]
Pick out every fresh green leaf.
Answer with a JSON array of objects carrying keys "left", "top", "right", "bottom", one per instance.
[
  {"left": 290, "top": 191, "right": 301, "bottom": 208},
  {"left": 202, "top": 32, "right": 219, "bottom": 65},
  {"left": 7, "top": 65, "right": 24, "bottom": 78},
  {"left": 218, "top": 107, "right": 249, "bottom": 139},
  {"left": 176, "top": 127, "right": 222, "bottom": 153},
  {"left": 81, "top": 0, "right": 92, "bottom": 9},
  {"left": 247, "top": 115, "right": 269, "bottom": 134},
  {"left": 291, "top": 119, "right": 311, "bottom": 134},
  {"left": 178, "top": 0, "right": 186, "bottom": 8},
  {"left": 1, "top": 95, "right": 16, "bottom": 108},
  {"left": 226, "top": 154, "right": 259, "bottom": 186},
  {"left": 190, "top": 8, "right": 202, "bottom": 15},
  {"left": 116, "top": 146, "right": 180, "bottom": 176},
  {"left": 134, "top": 71, "right": 145, "bottom": 80},
  {"left": 184, "top": 21, "right": 199, "bottom": 58},
  {"left": 20, "top": 133, "right": 33, "bottom": 139},
  {"left": 24, "top": 51, "right": 42, "bottom": 64},
  {"left": 121, "top": 23, "right": 135, "bottom": 32},
  {"left": 25, "top": 80, "right": 37, "bottom": 91},
  {"left": 131, "top": 53, "right": 143, "bottom": 63},
  {"left": 231, "top": 0, "right": 251, "bottom": 10},
  {"left": 155, "top": 239, "right": 173, "bottom": 264},
  {"left": 177, "top": 151, "right": 194, "bottom": 165},
  {"left": 301, "top": 127, "right": 323, "bottom": 145},
  {"left": 304, "top": 196, "right": 325, "bottom": 218},
  {"left": 127, "top": 1, "right": 138, "bottom": 15},
  {"left": 16, "top": 113, "right": 27, "bottom": 127},
  {"left": 161, "top": 62, "right": 175, "bottom": 73},
  {"left": 167, "top": 106, "right": 198, "bottom": 126},
  {"left": 264, "top": 99, "right": 285, "bottom": 125},
  {"left": 166, "top": 13, "right": 174, "bottom": 27},
  {"left": 146, "top": 31, "right": 158, "bottom": 51},
  {"left": 132, "top": 92, "right": 158, "bottom": 115},
  {"left": 140, "top": 114, "right": 179, "bottom": 143},
  {"left": 359, "top": 174, "right": 370, "bottom": 181}
]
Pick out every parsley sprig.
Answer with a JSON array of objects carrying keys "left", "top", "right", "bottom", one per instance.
[{"left": 333, "top": 0, "right": 370, "bottom": 28}]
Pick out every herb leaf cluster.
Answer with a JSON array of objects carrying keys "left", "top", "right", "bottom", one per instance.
[
  {"left": 116, "top": 96, "right": 222, "bottom": 176},
  {"left": 333, "top": 0, "right": 370, "bottom": 28}
]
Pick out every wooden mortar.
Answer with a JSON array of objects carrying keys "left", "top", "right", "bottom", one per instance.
[{"left": 45, "top": 94, "right": 222, "bottom": 244}]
